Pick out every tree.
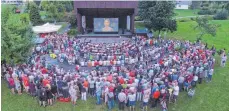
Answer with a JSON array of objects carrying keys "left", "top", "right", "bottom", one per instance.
[
  {"left": 190, "top": 1, "right": 201, "bottom": 10},
  {"left": 222, "top": 2, "right": 229, "bottom": 12},
  {"left": 46, "top": 3, "right": 59, "bottom": 22},
  {"left": 1, "top": 5, "right": 34, "bottom": 64},
  {"left": 138, "top": 1, "right": 177, "bottom": 34},
  {"left": 213, "top": 9, "right": 228, "bottom": 20},
  {"left": 66, "top": 12, "right": 77, "bottom": 27},
  {"left": 194, "top": 16, "right": 218, "bottom": 40},
  {"left": 29, "top": 2, "right": 43, "bottom": 25}
]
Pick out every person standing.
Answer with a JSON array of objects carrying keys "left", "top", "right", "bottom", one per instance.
[
  {"left": 208, "top": 68, "right": 214, "bottom": 82},
  {"left": 39, "top": 87, "right": 47, "bottom": 107},
  {"left": 83, "top": 79, "right": 89, "bottom": 95},
  {"left": 136, "top": 83, "right": 143, "bottom": 101},
  {"left": 128, "top": 92, "right": 136, "bottom": 111},
  {"left": 29, "top": 81, "right": 36, "bottom": 98},
  {"left": 96, "top": 85, "right": 102, "bottom": 105},
  {"left": 142, "top": 87, "right": 150, "bottom": 111},
  {"left": 89, "top": 78, "right": 95, "bottom": 97},
  {"left": 118, "top": 90, "right": 126, "bottom": 110},
  {"left": 69, "top": 85, "right": 77, "bottom": 105},
  {"left": 173, "top": 84, "right": 179, "bottom": 104},
  {"left": 107, "top": 90, "right": 115, "bottom": 110},
  {"left": 8, "top": 77, "right": 15, "bottom": 94},
  {"left": 15, "top": 77, "right": 22, "bottom": 95},
  {"left": 51, "top": 83, "right": 58, "bottom": 103},
  {"left": 152, "top": 88, "right": 160, "bottom": 108},
  {"left": 46, "top": 84, "right": 53, "bottom": 106},
  {"left": 81, "top": 86, "right": 87, "bottom": 101},
  {"left": 221, "top": 54, "right": 227, "bottom": 67}
]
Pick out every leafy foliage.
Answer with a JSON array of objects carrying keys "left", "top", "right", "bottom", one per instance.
[
  {"left": 29, "top": 2, "right": 43, "bottom": 25},
  {"left": 138, "top": 1, "right": 177, "bottom": 33},
  {"left": 66, "top": 12, "right": 77, "bottom": 27},
  {"left": 223, "top": 2, "right": 229, "bottom": 12},
  {"left": 190, "top": 1, "right": 201, "bottom": 10},
  {"left": 1, "top": 5, "right": 34, "bottom": 64},
  {"left": 41, "top": 1, "right": 73, "bottom": 22},
  {"left": 213, "top": 9, "right": 228, "bottom": 20},
  {"left": 67, "top": 29, "right": 77, "bottom": 36},
  {"left": 194, "top": 16, "right": 218, "bottom": 39},
  {"left": 198, "top": 2, "right": 215, "bottom": 15}
]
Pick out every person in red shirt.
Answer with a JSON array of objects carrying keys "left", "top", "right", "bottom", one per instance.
[
  {"left": 8, "top": 77, "right": 15, "bottom": 94},
  {"left": 83, "top": 80, "right": 89, "bottom": 93},
  {"left": 43, "top": 79, "right": 50, "bottom": 87},
  {"left": 129, "top": 71, "right": 135, "bottom": 77},
  {"left": 41, "top": 67, "right": 48, "bottom": 74},
  {"left": 152, "top": 89, "right": 160, "bottom": 108},
  {"left": 119, "top": 77, "right": 124, "bottom": 84},
  {"left": 22, "top": 75, "right": 29, "bottom": 93}
]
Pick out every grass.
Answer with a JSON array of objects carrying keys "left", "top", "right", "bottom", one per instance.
[
  {"left": 167, "top": 20, "right": 229, "bottom": 50},
  {"left": 134, "top": 20, "right": 229, "bottom": 50},
  {"left": 174, "top": 9, "right": 199, "bottom": 18}
]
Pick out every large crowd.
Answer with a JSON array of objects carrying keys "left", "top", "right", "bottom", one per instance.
[{"left": 2, "top": 32, "right": 228, "bottom": 111}]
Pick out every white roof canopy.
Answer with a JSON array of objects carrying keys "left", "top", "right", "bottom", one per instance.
[{"left": 32, "top": 23, "right": 62, "bottom": 34}]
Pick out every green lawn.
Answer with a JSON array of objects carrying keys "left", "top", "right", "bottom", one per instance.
[
  {"left": 167, "top": 20, "right": 229, "bottom": 50},
  {"left": 174, "top": 9, "right": 199, "bottom": 18}
]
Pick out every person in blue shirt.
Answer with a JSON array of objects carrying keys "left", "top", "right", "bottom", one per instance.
[{"left": 96, "top": 85, "right": 102, "bottom": 105}]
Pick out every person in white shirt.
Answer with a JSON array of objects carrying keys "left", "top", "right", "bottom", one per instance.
[
  {"left": 221, "top": 54, "right": 227, "bottom": 67},
  {"left": 208, "top": 68, "right": 214, "bottom": 82},
  {"left": 173, "top": 84, "right": 179, "bottom": 103},
  {"left": 128, "top": 92, "right": 136, "bottom": 111},
  {"left": 142, "top": 87, "right": 151, "bottom": 111},
  {"left": 118, "top": 90, "right": 126, "bottom": 110}
]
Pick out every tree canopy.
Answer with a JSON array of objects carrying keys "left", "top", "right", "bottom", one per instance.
[
  {"left": 29, "top": 2, "right": 43, "bottom": 25},
  {"left": 194, "top": 16, "right": 218, "bottom": 39},
  {"left": 1, "top": 5, "right": 34, "bottom": 64},
  {"left": 41, "top": 1, "right": 73, "bottom": 22},
  {"left": 138, "top": 1, "right": 177, "bottom": 33}
]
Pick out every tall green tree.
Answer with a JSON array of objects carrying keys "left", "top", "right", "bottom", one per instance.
[
  {"left": 1, "top": 5, "right": 34, "bottom": 64},
  {"left": 46, "top": 3, "right": 59, "bottom": 22},
  {"left": 222, "top": 2, "right": 229, "bottom": 12},
  {"left": 29, "top": 2, "right": 43, "bottom": 25},
  {"left": 138, "top": 1, "right": 177, "bottom": 34},
  {"left": 194, "top": 16, "right": 218, "bottom": 39}
]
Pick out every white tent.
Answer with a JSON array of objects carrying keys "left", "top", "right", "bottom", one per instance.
[{"left": 32, "top": 23, "right": 62, "bottom": 34}]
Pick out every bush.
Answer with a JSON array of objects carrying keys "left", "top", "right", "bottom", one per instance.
[
  {"left": 178, "top": 18, "right": 191, "bottom": 22},
  {"left": 197, "top": 10, "right": 214, "bottom": 15},
  {"left": 213, "top": 10, "right": 228, "bottom": 20},
  {"left": 205, "top": 15, "right": 213, "bottom": 20},
  {"left": 67, "top": 29, "right": 77, "bottom": 36}
]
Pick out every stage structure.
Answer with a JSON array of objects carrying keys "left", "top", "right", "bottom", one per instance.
[{"left": 74, "top": 1, "right": 138, "bottom": 37}]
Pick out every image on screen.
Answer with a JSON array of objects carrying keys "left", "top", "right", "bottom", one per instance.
[{"left": 94, "top": 18, "right": 119, "bottom": 32}]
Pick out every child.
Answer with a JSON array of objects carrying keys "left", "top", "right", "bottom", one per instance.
[{"left": 188, "top": 87, "right": 195, "bottom": 98}]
